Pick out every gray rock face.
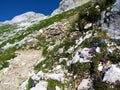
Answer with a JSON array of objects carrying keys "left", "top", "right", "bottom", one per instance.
[
  {"left": 101, "top": 0, "right": 120, "bottom": 39},
  {"left": 51, "top": 0, "right": 90, "bottom": 15}
]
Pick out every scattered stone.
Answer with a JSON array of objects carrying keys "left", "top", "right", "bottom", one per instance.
[
  {"left": 98, "top": 63, "right": 103, "bottom": 72},
  {"left": 59, "top": 58, "right": 68, "bottom": 63},
  {"left": 47, "top": 45, "right": 56, "bottom": 51},
  {"left": 77, "top": 78, "right": 92, "bottom": 90},
  {"left": 58, "top": 47, "right": 64, "bottom": 54},
  {"left": 103, "top": 65, "right": 120, "bottom": 83},
  {"left": 96, "top": 47, "right": 100, "bottom": 53},
  {"left": 66, "top": 47, "right": 74, "bottom": 54},
  {"left": 56, "top": 86, "right": 61, "bottom": 90},
  {"left": 84, "top": 23, "right": 92, "bottom": 29}
]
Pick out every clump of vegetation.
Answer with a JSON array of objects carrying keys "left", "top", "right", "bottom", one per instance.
[
  {"left": 93, "top": 74, "right": 120, "bottom": 90},
  {"left": 78, "top": 6, "right": 101, "bottom": 23},
  {"left": 0, "top": 47, "right": 16, "bottom": 62},
  {"left": 99, "top": 0, "right": 116, "bottom": 10},
  {"left": 34, "top": 58, "right": 53, "bottom": 72},
  {"left": 0, "top": 61, "right": 9, "bottom": 70},
  {"left": 60, "top": 60, "right": 67, "bottom": 66},
  {"left": 47, "top": 79, "right": 64, "bottom": 90},
  {"left": 63, "top": 39, "right": 76, "bottom": 51},
  {"left": 107, "top": 49, "right": 120, "bottom": 64},
  {"left": 93, "top": 76, "right": 111, "bottom": 90},
  {"left": 67, "top": 62, "right": 90, "bottom": 77},
  {"left": 82, "top": 37, "right": 101, "bottom": 48},
  {"left": 42, "top": 46, "right": 49, "bottom": 56},
  {"left": 0, "top": 24, "right": 17, "bottom": 34},
  {"left": 26, "top": 78, "right": 35, "bottom": 90}
]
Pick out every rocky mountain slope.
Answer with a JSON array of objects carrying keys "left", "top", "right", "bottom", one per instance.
[{"left": 0, "top": 0, "right": 120, "bottom": 90}]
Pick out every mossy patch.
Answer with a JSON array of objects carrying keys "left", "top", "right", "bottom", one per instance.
[{"left": 47, "top": 79, "right": 64, "bottom": 90}]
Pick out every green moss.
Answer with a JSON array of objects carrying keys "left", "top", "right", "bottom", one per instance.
[
  {"left": 107, "top": 49, "right": 120, "bottom": 64},
  {"left": 47, "top": 79, "right": 64, "bottom": 90},
  {"left": 0, "top": 61, "right": 9, "bottom": 70},
  {"left": 0, "top": 46, "right": 16, "bottom": 62}
]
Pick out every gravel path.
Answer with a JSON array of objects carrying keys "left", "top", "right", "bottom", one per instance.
[{"left": 0, "top": 50, "right": 42, "bottom": 90}]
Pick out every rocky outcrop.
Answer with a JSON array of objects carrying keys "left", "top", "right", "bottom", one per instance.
[
  {"left": 101, "top": 0, "right": 120, "bottom": 39},
  {"left": 51, "top": 0, "right": 90, "bottom": 15}
]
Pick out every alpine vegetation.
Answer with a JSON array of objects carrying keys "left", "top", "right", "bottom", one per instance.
[{"left": 0, "top": 0, "right": 120, "bottom": 90}]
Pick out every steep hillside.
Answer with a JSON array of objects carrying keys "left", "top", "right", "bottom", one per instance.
[{"left": 0, "top": 0, "right": 120, "bottom": 90}]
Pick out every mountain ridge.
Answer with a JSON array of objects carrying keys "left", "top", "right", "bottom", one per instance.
[{"left": 51, "top": 0, "right": 90, "bottom": 15}]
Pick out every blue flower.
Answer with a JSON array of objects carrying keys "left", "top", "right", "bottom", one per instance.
[
  {"left": 94, "top": 42, "right": 99, "bottom": 47},
  {"left": 30, "top": 82, "right": 35, "bottom": 88},
  {"left": 103, "top": 66, "right": 111, "bottom": 72},
  {"left": 100, "top": 41, "right": 106, "bottom": 45},
  {"left": 96, "top": 76, "right": 99, "bottom": 79},
  {"left": 114, "top": 80, "right": 119, "bottom": 85}
]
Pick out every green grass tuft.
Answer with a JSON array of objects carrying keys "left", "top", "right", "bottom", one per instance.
[{"left": 47, "top": 79, "right": 64, "bottom": 90}]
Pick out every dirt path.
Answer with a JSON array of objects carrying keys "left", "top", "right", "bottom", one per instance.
[{"left": 0, "top": 50, "right": 42, "bottom": 90}]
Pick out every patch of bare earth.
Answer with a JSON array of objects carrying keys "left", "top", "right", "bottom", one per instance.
[{"left": 0, "top": 50, "right": 42, "bottom": 90}]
